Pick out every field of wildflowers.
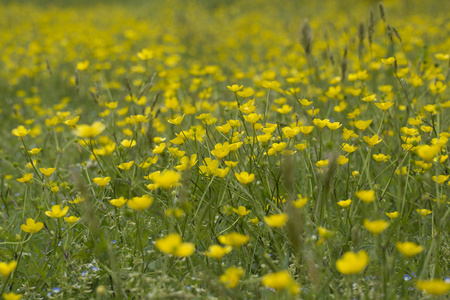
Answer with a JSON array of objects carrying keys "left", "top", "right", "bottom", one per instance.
[{"left": 1, "top": 0, "right": 450, "bottom": 298}]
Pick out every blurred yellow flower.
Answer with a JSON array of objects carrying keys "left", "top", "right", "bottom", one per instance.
[
  {"left": 220, "top": 267, "right": 244, "bottom": 288},
  {"left": 16, "top": 173, "right": 33, "bottom": 183},
  {"left": 337, "top": 199, "right": 352, "bottom": 208},
  {"left": 396, "top": 241, "right": 423, "bottom": 257},
  {"left": 156, "top": 233, "right": 195, "bottom": 257},
  {"left": 74, "top": 121, "right": 105, "bottom": 139},
  {"left": 363, "top": 219, "right": 389, "bottom": 235},
  {"left": 264, "top": 213, "right": 288, "bottom": 228},
  {"left": 64, "top": 216, "right": 80, "bottom": 224},
  {"left": 0, "top": 261, "right": 17, "bottom": 278},
  {"left": 11, "top": 125, "right": 30, "bottom": 138},
  {"left": 355, "top": 190, "right": 375, "bottom": 203},
  {"left": 261, "top": 270, "right": 299, "bottom": 295},
  {"left": 39, "top": 167, "right": 56, "bottom": 177},
  {"left": 336, "top": 250, "right": 369, "bottom": 274},
  {"left": 218, "top": 232, "right": 249, "bottom": 247},
  {"left": 416, "top": 279, "right": 450, "bottom": 296},
  {"left": 205, "top": 245, "right": 232, "bottom": 260},
  {"left": 127, "top": 195, "right": 153, "bottom": 211}
]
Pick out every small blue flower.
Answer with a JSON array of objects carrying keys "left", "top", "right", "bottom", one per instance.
[
  {"left": 444, "top": 277, "right": 450, "bottom": 284},
  {"left": 186, "top": 286, "right": 191, "bottom": 290},
  {"left": 112, "top": 239, "right": 117, "bottom": 244},
  {"left": 91, "top": 266, "right": 98, "bottom": 272},
  {"left": 403, "top": 274, "right": 412, "bottom": 281},
  {"left": 53, "top": 287, "right": 61, "bottom": 293},
  {"left": 47, "top": 292, "right": 52, "bottom": 297},
  {"left": 81, "top": 270, "right": 87, "bottom": 276}
]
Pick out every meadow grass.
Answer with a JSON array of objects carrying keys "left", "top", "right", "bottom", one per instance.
[{"left": 0, "top": 0, "right": 449, "bottom": 299}]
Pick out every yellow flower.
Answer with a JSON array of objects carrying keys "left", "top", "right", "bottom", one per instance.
[
  {"left": 272, "top": 142, "right": 287, "bottom": 152},
  {"left": 150, "top": 170, "right": 181, "bottom": 189},
  {"left": 327, "top": 122, "right": 342, "bottom": 130},
  {"left": 385, "top": 211, "right": 399, "bottom": 219},
  {"left": 361, "top": 94, "right": 377, "bottom": 102},
  {"left": 127, "top": 195, "right": 153, "bottom": 211},
  {"left": 0, "top": 261, "right": 17, "bottom": 278},
  {"left": 76, "top": 60, "right": 89, "bottom": 70},
  {"left": 337, "top": 199, "right": 352, "bottom": 208},
  {"left": 337, "top": 155, "right": 349, "bottom": 165},
  {"left": 312, "top": 118, "right": 330, "bottom": 129},
  {"left": 93, "top": 177, "right": 111, "bottom": 187},
  {"left": 363, "top": 135, "right": 382, "bottom": 147},
  {"left": 45, "top": 205, "right": 69, "bottom": 218},
  {"left": 211, "top": 143, "right": 230, "bottom": 159},
  {"left": 232, "top": 206, "right": 250, "bottom": 217},
  {"left": 117, "top": 161, "right": 134, "bottom": 171},
  {"left": 220, "top": 267, "right": 244, "bottom": 288},
  {"left": 218, "top": 232, "right": 249, "bottom": 247},
  {"left": 363, "top": 219, "right": 389, "bottom": 235},
  {"left": 343, "top": 128, "right": 358, "bottom": 140},
  {"left": 293, "top": 194, "right": 308, "bottom": 208},
  {"left": 396, "top": 241, "right": 424, "bottom": 258},
  {"left": 109, "top": 197, "right": 127, "bottom": 208},
  {"left": 121, "top": 139, "right": 136, "bottom": 148},
  {"left": 264, "top": 213, "right": 287, "bottom": 228},
  {"left": 21, "top": 218, "right": 44, "bottom": 234},
  {"left": 243, "top": 113, "right": 261, "bottom": 124},
  {"left": 156, "top": 233, "right": 194, "bottom": 257},
  {"left": 282, "top": 126, "right": 301, "bottom": 138},
  {"left": 64, "top": 216, "right": 80, "bottom": 224},
  {"left": 373, "top": 154, "right": 391, "bottom": 163},
  {"left": 381, "top": 57, "right": 396, "bottom": 65},
  {"left": 416, "top": 279, "right": 450, "bottom": 296},
  {"left": 105, "top": 102, "right": 118, "bottom": 109},
  {"left": 299, "top": 126, "right": 314, "bottom": 136},
  {"left": 173, "top": 243, "right": 195, "bottom": 257},
  {"left": 317, "top": 226, "right": 333, "bottom": 245},
  {"left": 261, "top": 270, "right": 299, "bottom": 295},
  {"left": 69, "top": 196, "right": 85, "bottom": 204},
  {"left": 11, "top": 125, "right": 30, "bottom": 138},
  {"left": 354, "top": 119, "right": 372, "bottom": 131},
  {"left": 227, "top": 84, "right": 243, "bottom": 92},
  {"left": 276, "top": 104, "right": 292, "bottom": 114},
  {"left": 316, "top": 159, "right": 329, "bottom": 168},
  {"left": 2, "top": 292, "right": 23, "bottom": 300},
  {"left": 16, "top": 173, "right": 33, "bottom": 183},
  {"left": 235, "top": 172, "right": 255, "bottom": 185},
  {"left": 28, "top": 148, "right": 42, "bottom": 155},
  {"left": 336, "top": 250, "right": 369, "bottom": 275},
  {"left": 205, "top": 245, "right": 232, "bottom": 260},
  {"left": 375, "top": 102, "right": 394, "bottom": 111},
  {"left": 168, "top": 114, "right": 185, "bottom": 125},
  {"left": 342, "top": 143, "right": 358, "bottom": 153},
  {"left": 355, "top": 190, "right": 375, "bottom": 204},
  {"left": 130, "top": 114, "right": 148, "bottom": 123},
  {"left": 435, "top": 53, "right": 450, "bottom": 61},
  {"left": 63, "top": 116, "right": 80, "bottom": 127},
  {"left": 298, "top": 98, "right": 312, "bottom": 107},
  {"left": 74, "top": 121, "right": 105, "bottom": 139},
  {"left": 39, "top": 167, "right": 56, "bottom": 177},
  {"left": 416, "top": 144, "right": 441, "bottom": 162},
  {"left": 432, "top": 175, "right": 449, "bottom": 184},
  {"left": 153, "top": 143, "right": 166, "bottom": 154},
  {"left": 416, "top": 209, "right": 432, "bottom": 217}
]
